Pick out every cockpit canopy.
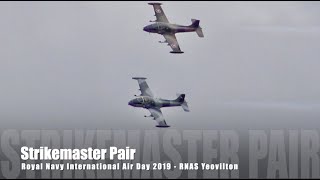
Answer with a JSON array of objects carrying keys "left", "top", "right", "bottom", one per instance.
[
  {"left": 128, "top": 96, "right": 154, "bottom": 107},
  {"left": 136, "top": 97, "right": 144, "bottom": 103}
]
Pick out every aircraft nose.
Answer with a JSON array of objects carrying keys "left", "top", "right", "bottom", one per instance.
[
  {"left": 128, "top": 100, "right": 134, "bottom": 106},
  {"left": 143, "top": 26, "right": 150, "bottom": 32}
]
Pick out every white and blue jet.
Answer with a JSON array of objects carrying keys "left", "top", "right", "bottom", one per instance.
[{"left": 128, "top": 77, "right": 189, "bottom": 128}]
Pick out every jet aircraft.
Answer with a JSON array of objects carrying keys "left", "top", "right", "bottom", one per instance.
[
  {"left": 143, "top": 2, "right": 204, "bottom": 54},
  {"left": 128, "top": 77, "right": 189, "bottom": 128}
]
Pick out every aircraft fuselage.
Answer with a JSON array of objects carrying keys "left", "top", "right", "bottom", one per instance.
[
  {"left": 143, "top": 22, "right": 196, "bottom": 35},
  {"left": 128, "top": 96, "right": 182, "bottom": 109}
]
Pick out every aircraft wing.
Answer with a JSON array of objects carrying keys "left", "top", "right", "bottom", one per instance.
[
  {"left": 148, "top": 2, "right": 169, "bottom": 23},
  {"left": 148, "top": 108, "right": 170, "bottom": 127},
  {"left": 163, "top": 34, "right": 184, "bottom": 54},
  {"left": 132, "top": 77, "right": 154, "bottom": 97}
]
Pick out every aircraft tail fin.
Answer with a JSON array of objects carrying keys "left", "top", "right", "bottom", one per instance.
[
  {"left": 190, "top": 19, "right": 200, "bottom": 28},
  {"left": 190, "top": 19, "right": 204, "bottom": 38},
  {"left": 176, "top": 94, "right": 190, "bottom": 112}
]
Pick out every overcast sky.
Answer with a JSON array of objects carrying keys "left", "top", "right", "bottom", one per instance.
[{"left": 1, "top": 1, "right": 320, "bottom": 129}]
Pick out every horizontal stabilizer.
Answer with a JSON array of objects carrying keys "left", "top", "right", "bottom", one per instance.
[
  {"left": 196, "top": 28, "right": 204, "bottom": 38},
  {"left": 181, "top": 102, "right": 190, "bottom": 112}
]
